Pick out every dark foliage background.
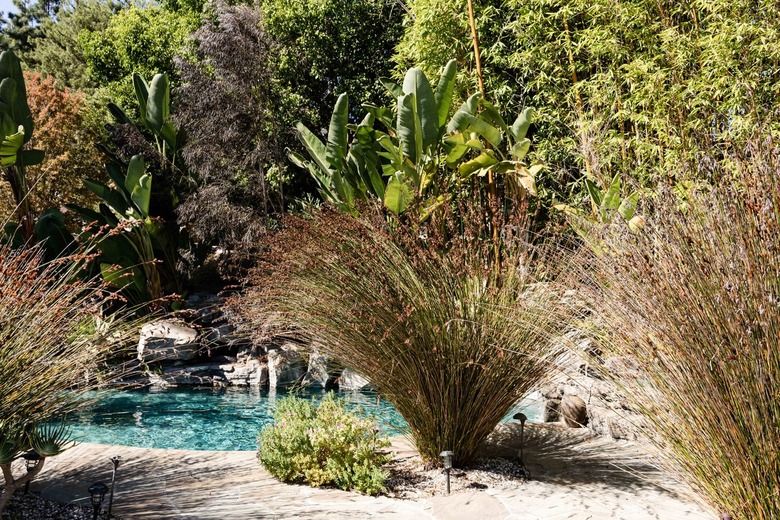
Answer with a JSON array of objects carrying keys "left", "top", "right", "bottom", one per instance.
[{"left": 174, "top": 2, "right": 281, "bottom": 248}]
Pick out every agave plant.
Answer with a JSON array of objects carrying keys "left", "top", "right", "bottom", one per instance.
[{"left": 0, "top": 421, "right": 75, "bottom": 511}]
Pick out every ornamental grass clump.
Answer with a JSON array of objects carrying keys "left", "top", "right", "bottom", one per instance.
[
  {"left": 0, "top": 244, "right": 133, "bottom": 512},
  {"left": 244, "top": 206, "right": 567, "bottom": 466},
  {"left": 573, "top": 138, "right": 780, "bottom": 518},
  {"left": 257, "top": 394, "right": 390, "bottom": 495}
]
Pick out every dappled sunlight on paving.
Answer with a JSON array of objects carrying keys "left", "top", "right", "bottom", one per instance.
[{"left": 30, "top": 425, "right": 713, "bottom": 519}]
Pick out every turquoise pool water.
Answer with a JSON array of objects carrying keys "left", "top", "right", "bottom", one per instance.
[{"left": 67, "top": 387, "right": 542, "bottom": 451}]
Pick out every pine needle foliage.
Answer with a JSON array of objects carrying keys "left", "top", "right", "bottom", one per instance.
[
  {"left": 572, "top": 137, "right": 780, "bottom": 518},
  {"left": 243, "top": 207, "right": 567, "bottom": 465}
]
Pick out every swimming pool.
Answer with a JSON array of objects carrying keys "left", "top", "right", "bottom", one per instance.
[{"left": 66, "top": 387, "right": 542, "bottom": 451}]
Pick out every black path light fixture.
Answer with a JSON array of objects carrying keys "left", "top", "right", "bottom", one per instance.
[
  {"left": 513, "top": 412, "right": 530, "bottom": 478},
  {"left": 21, "top": 450, "right": 41, "bottom": 494},
  {"left": 440, "top": 450, "right": 454, "bottom": 495},
  {"left": 88, "top": 482, "right": 109, "bottom": 520}
]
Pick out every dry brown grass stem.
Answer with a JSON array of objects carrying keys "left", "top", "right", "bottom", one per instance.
[
  {"left": 0, "top": 244, "right": 136, "bottom": 426},
  {"left": 241, "top": 209, "right": 569, "bottom": 466},
  {"left": 570, "top": 137, "right": 780, "bottom": 518}
]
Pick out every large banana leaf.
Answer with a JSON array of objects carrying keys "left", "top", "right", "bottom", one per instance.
[
  {"left": 296, "top": 123, "right": 332, "bottom": 175},
  {"left": 0, "top": 51, "right": 33, "bottom": 143},
  {"left": 511, "top": 139, "right": 531, "bottom": 161},
  {"left": 402, "top": 67, "right": 438, "bottom": 152},
  {"left": 352, "top": 125, "right": 385, "bottom": 199},
  {"left": 83, "top": 180, "right": 130, "bottom": 216},
  {"left": 618, "top": 191, "right": 640, "bottom": 220},
  {"left": 397, "top": 93, "right": 420, "bottom": 166},
  {"left": 443, "top": 133, "right": 484, "bottom": 167},
  {"left": 458, "top": 150, "right": 499, "bottom": 178},
  {"left": 384, "top": 173, "right": 414, "bottom": 214},
  {"left": 131, "top": 173, "right": 152, "bottom": 218},
  {"left": 145, "top": 74, "right": 170, "bottom": 133},
  {"left": 0, "top": 125, "right": 23, "bottom": 166},
  {"left": 124, "top": 154, "right": 145, "bottom": 193},
  {"left": 448, "top": 111, "right": 502, "bottom": 148},
  {"left": 510, "top": 107, "right": 535, "bottom": 142},
  {"left": 379, "top": 77, "right": 403, "bottom": 99},
  {"left": 434, "top": 60, "right": 457, "bottom": 129},
  {"left": 326, "top": 93, "right": 349, "bottom": 172},
  {"left": 21, "top": 149, "right": 44, "bottom": 166},
  {"left": 125, "top": 155, "right": 150, "bottom": 217},
  {"left": 585, "top": 178, "right": 602, "bottom": 213},
  {"left": 480, "top": 99, "right": 508, "bottom": 134},
  {"left": 132, "top": 73, "right": 150, "bottom": 126},
  {"left": 602, "top": 173, "right": 622, "bottom": 212},
  {"left": 35, "top": 208, "right": 75, "bottom": 256}
]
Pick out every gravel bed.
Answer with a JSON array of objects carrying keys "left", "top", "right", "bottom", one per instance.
[
  {"left": 1, "top": 492, "right": 119, "bottom": 520},
  {"left": 385, "top": 455, "right": 529, "bottom": 499}
]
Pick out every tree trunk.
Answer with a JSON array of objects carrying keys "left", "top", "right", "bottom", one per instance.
[{"left": 0, "top": 457, "right": 46, "bottom": 513}]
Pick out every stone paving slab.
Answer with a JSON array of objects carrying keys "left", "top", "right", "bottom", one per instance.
[{"left": 28, "top": 425, "right": 714, "bottom": 519}]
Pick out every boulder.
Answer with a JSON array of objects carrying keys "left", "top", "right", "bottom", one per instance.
[
  {"left": 544, "top": 398, "right": 561, "bottom": 422},
  {"left": 340, "top": 368, "right": 375, "bottom": 391},
  {"left": 302, "top": 348, "right": 341, "bottom": 389},
  {"left": 145, "top": 360, "right": 268, "bottom": 387},
  {"left": 267, "top": 345, "right": 307, "bottom": 388},
  {"left": 222, "top": 359, "right": 268, "bottom": 387},
  {"left": 138, "top": 320, "right": 200, "bottom": 363},
  {"left": 560, "top": 395, "right": 588, "bottom": 428}
]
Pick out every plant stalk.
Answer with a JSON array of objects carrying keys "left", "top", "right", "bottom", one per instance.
[{"left": 466, "top": 0, "right": 501, "bottom": 279}]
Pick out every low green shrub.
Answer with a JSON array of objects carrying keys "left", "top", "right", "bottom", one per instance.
[{"left": 257, "top": 394, "right": 390, "bottom": 495}]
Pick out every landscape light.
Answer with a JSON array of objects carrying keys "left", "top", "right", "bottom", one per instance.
[
  {"left": 513, "top": 412, "right": 527, "bottom": 464},
  {"left": 88, "top": 482, "right": 109, "bottom": 520},
  {"left": 21, "top": 450, "right": 40, "bottom": 494},
  {"left": 439, "top": 450, "right": 454, "bottom": 495}
]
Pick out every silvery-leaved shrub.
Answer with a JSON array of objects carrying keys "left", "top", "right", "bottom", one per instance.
[{"left": 257, "top": 394, "right": 390, "bottom": 495}]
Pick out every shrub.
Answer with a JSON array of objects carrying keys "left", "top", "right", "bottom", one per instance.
[
  {"left": 572, "top": 136, "right": 780, "bottom": 519},
  {"left": 0, "top": 71, "right": 105, "bottom": 223},
  {"left": 243, "top": 206, "right": 567, "bottom": 466},
  {"left": 257, "top": 394, "right": 390, "bottom": 495},
  {"left": 0, "top": 243, "right": 135, "bottom": 512}
]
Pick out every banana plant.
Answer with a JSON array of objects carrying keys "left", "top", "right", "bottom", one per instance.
[
  {"left": 554, "top": 173, "right": 644, "bottom": 237},
  {"left": 107, "top": 73, "right": 186, "bottom": 175},
  {"left": 291, "top": 60, "right": 540, "bottom": 218},
  {"left": 0, "top": 421, "right": 73, "bottom": 513},
  {"left": 69, "top": 154, "right": 182, "bottom": 309},
  {"left": 0, "top": 50, "right": 46, "bottom": 243}
]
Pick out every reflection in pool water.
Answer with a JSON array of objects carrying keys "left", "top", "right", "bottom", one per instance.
[{"left": 66, "top": 387, "right": 542, "bottom": 451}]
